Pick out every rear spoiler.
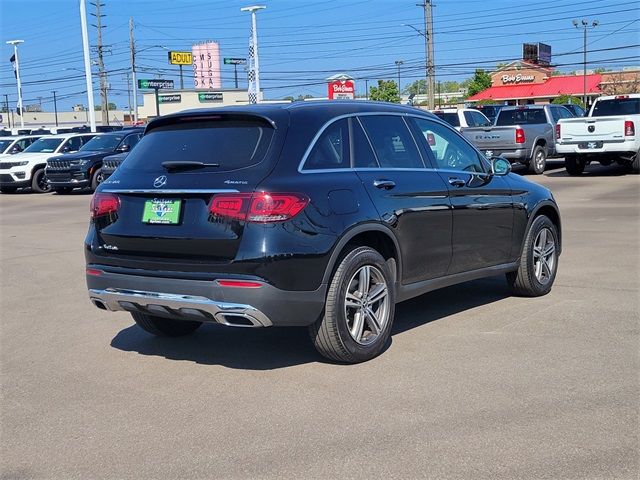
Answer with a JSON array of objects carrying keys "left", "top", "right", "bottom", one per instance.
[{"left": 145, "top": 112, "right": 278, "bottom": 134}]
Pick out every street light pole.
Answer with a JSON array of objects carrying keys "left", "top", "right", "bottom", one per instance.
[
  {"left": 395, "top": 60, "right": 404, "bottom": 94},
  {"left": 51, "top": 91, "right": 59, "bottom": 127},
  {"left": 573, "top": 19, "right": 598, "bottom": 108},
  {"left": 6, "top": 40, "right": 24, "bottom": 128},
  {"left": 241, "top": 5, "right": 266, "bottom": 104},
  {"left": 80, "top": 0, "right": 97, "bottom": 132}
]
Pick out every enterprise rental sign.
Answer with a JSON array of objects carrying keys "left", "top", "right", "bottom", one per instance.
[{"left": 138, "top": 79, "right": 174, "bottom": 90}]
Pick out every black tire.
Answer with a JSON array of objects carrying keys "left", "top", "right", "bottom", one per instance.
[
  {"left": 90, "top": 167, "right": 104, "bottom": 191},
  {"left": 631, "top": 150, "right": 640, "bottom": 174},
  {"left": 31, "top": 168, "right": 51, "bottom": 193},
  {"left": 0, "top": 187, "right": 17, "bottom": 194},
  {"left": 54, "top": 187, "right": 73, "bottom": 195},
  {"left": 527, "top": 145, "right": 547, "bottom": 174},
  {"left": 309, "top": 246, "right": 396, "bottom": 363},
  {"left": 565, "top": 155, "right": 585, "bottom": 176},
  {"left": 131, "top": 312, "right": 202, "bottom": 337},
  {"left": 506, "top": 215, "right": 559, "bottom": 297}
]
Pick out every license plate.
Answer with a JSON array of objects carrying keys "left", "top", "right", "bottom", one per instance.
[
  {"left": 142, "top": 199, "right": 182, "bottom": 224},
  {"left": 579, "top": 141, "right": 603, "bottom": 149}
]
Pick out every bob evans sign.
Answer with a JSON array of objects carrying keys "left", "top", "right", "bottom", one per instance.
[
  {"left": 501, "top": 73, "right": 535, "bottom": 84},
  {"left": 328, "top": 80, "right": 355, "bottom": 99}
]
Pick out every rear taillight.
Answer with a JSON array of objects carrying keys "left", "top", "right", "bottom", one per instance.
[
  {"left": 426, "top": 132, "right": 436, "bottom": 146},
  {"left": 515, "top": 128, "right": 526, "bottom": 144},
  {"left": 624, "top": 120, "right": 635, "bottom": 136},
  {"left": 209, "top": 192, "right": 309, "bottom": 223},
  {"left": 86, "top": 268, "right": 104, "bottom": 276},
  {"left": 555, "top": 123, "right": 561, "bottom": 139},
  {"left": 90, "top": 192, "right": 120, "bottom": 218}
]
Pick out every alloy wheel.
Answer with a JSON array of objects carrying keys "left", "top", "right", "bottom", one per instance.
[
  {"left": 344, "top": 265, "right": 390, "bottom": 345},
  {"left": 533, "top": 227, "right": 556, "bottom": 285}
]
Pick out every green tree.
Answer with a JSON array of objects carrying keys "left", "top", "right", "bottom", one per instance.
[
  {"left": 551, "top": 95, "right": 584, "bottom": 108},
  {"left": 369, "top": 80, "right": 400, "bottom": 103},
  {"left": 403, "top": 79, "right": 427, "bottom": 95},
  {"left": 441, "top": 81, "right": 460, "bottom": 93},
  {"left": 94, "top": 102, "right": 117, "bottom": 111},
  {"left": 467, "top": 69, "right": 492, "bottom": 97}
]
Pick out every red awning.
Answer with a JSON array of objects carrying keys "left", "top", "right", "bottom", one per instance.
[{"left": 467, "top": 74, "right": 603, "bottom": 101}]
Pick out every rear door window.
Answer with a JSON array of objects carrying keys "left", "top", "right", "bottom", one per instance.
[
  {"left": 358, "top": 115, "right": 424, "bottom": 169},
  {"left": 120, "top": 118, "right": 274, "bottom": 173}
]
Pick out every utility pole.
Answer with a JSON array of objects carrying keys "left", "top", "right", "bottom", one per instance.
[
  {"left": 395, "top": 60, "right": 404, "bottom": 94},
  {"left": 573, "top": 19, "right": 598, "bottom": 108},
  {"left": 125, "top": 71, "right": 132, "bottom": 125},
  {"left": 79, "top": 0, "right": 96, "bottom": 132},
  {"left": 129, "top": 17, "right": 138, "bottom": 123},
  {"left": 51, "top": 91, "right": 59, "bottom": 127},
  {"left": 417, "top": 1, "right": 435, "bottom": 109},
  {"left": 6, "top": 40, "right": 24, "bottom": 128},
  {"left": 365, "top": 79, "right": 369, "bottom": 100},
  {"left": 241, "top": 5, "right": 266, "bottom": 104},
  {"left": 91, "top": 0, "right": 109, "bottom": 126}
]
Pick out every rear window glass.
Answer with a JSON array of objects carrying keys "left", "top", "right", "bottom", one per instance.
[
  {"left": 591, "top": 98, "right": 640, "bottom": 117},
  {"left": 496, "top": 109, "right": 546, "bottom": 125},
  {"left": 120, "top": 118, "right": 274, "bottom": 173},
  {"left": 432, "top": 112, "right": 460, "bottom": 127}
]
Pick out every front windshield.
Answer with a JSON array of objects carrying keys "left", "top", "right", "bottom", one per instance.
[
  {"left": 24, "top": 137, "right": 64, "bottom": 153},
  {"left": 0, "top": 140, "right": 14, "bottom": 153},
  {"left": 80, "top": 134, "right": 124, "bottom": 151}
]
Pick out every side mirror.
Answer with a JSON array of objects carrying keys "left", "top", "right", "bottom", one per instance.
[
  {"left": 117, "top": 144, "right": 130, "bottom": 153},
  {"left": 491, "top": 157, "right": 511, "bottom": 176},
  {"left": 9, "top": 146, "right": 22, "bottom": 154},
  {"left": 61, "top": 145, "right": 70, "bottom": 153}
]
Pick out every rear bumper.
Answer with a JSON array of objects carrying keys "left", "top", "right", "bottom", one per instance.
[
  {"left": 556, "top": 139, "right": 638, "bottom": 155},
  {"left": 86, "top": 267, "right": 326, "bottom": 327},
  {"left": 478, "top": 148, "right": 530, "bottom": 163}
]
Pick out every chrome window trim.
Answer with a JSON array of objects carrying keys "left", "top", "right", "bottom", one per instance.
[
  {"left": 100, "top": 188, "right": 240, "bottom": 194},
  {"left": 298, "top": 111, "right": 435, "bottom": 173}
]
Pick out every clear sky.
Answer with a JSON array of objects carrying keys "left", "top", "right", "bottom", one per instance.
[{"left": 1, "top": 0, "right": 638, "bottom": 112}]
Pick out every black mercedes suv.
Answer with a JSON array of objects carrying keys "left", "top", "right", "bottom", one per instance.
[
  {"left": 46, "top": 128, "right": 143, "bottom": 193},
  {"left": 86, "top": 101, "right": 561, "bottom": 363}
]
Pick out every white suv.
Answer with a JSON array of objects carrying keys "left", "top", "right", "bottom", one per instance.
[
  {"left": 0, "top": 133, "right": 96, "bottom": 193},
  {"left": 0, "top": 135, "right": 43, "bottom": 156},
  {"left": 430, "top": 108, "right": 492, "bottom": 131}
]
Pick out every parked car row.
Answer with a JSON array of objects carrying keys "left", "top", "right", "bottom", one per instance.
[
  {"left": 433, "top": 100, "right": 639, "bottom": 176},
  {"left": 0, "top": 127, "right": 143, "bottom": 194}
]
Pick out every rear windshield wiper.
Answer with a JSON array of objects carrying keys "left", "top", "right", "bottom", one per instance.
[{"left": 161, "top": 161, "right": 220, "bottom": 171}]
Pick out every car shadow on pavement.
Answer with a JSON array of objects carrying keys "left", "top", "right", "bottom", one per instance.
[
  {"left": 110, "top": 276, "right": 512, "bottom": 370},
  {"left": 546, "top": 163, "right": 632, "bottom": 177}
]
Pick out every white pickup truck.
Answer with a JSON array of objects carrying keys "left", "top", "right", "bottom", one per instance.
[{"left": 556, "top": 94, "right": 640, "bottom": 175}]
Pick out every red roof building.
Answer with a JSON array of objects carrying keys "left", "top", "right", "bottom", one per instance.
[{"left": 467, "top": 74, "right": 603, "bottom": 103}]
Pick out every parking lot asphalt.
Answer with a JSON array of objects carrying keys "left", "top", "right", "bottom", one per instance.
[{"left": 1, "top": 161, "right": 638, "bottom": 480}]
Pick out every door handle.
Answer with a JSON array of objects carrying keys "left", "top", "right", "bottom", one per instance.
[
  {"left": 448, "top": 177, "right": 466, "bottom": 188},
  {"left": 373, "top": 179, "right": 396, "bottom": 190}
]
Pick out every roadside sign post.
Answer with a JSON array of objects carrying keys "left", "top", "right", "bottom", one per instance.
[
  {"left": 167, "top": 51, "right": 193, "bottom": 90},
  {"left": 138, "top": 79, "right": 174, "bottom": 118},
  {"left": 224, "top": 58, "right": 247, "bottom": 89}
]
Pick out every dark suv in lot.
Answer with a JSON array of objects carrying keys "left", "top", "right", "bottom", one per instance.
[
  {"left": 86, "top": 102, "right": 561, "bottom": 363},
  {"left": 46, "top": 128, "right": 143, "bottom": 193}
]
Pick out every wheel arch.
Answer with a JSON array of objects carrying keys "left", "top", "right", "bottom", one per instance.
[
  {"left": 30, "top": 163, "right": 46, "bottom": 176},
  {"left": 322, "top": 223, "right": 402, "bottom": 287},
  {"left": 528, "top": 201, "right": 562, "bottom": 254}
]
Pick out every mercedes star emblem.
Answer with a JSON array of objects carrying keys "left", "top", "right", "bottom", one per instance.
[{"left": 153, "top": 175, "right": 167, "bottom": 188}]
